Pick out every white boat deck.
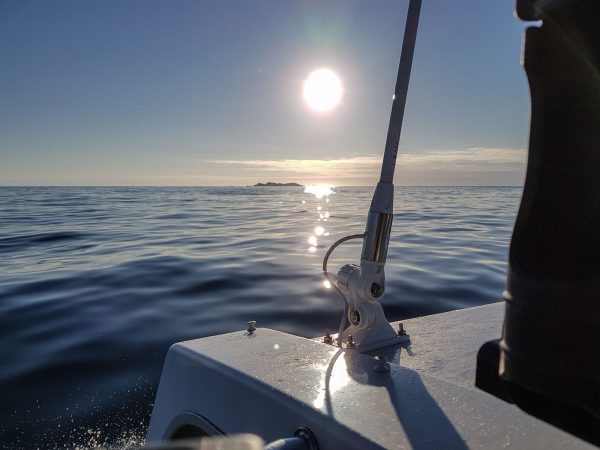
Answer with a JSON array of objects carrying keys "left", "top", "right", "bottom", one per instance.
[
  {"left": 147, "top": 302, "right": 593, "bottom": 449},
  {"left": 364, "top": 302, "right": 504, "bottom": 389}
]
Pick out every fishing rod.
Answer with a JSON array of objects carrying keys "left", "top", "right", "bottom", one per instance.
[{"left": 324, "top": 0, "right": 422, "bottom": 352}]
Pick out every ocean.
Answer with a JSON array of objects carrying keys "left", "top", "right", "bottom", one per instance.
[{"left": 0, "top": 186, "right": 520, "bottom": 449}]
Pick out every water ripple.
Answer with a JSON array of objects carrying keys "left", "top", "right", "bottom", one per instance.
[{"left": 0, "top": 186, "right": 521, "bottom": 449}]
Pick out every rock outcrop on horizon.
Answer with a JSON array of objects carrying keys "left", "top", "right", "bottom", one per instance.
[{"left": 253, "top": 182, "right": 303, "bottom": 187}]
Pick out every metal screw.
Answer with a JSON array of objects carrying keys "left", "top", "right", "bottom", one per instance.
[
  {"left": 346, "top": 334, "right": 356, "bottom": 349},
  {"left": 371, "top": 282, "right": 383, "bottom": 298},
  {"left": 373, "top": 355, "right": 390, "bottom": 373},
  {"left": 350, "top": 310, "right": 360, "bottom": 325},
  {"left": 246, "top": 320, "right": 256, "bottom": 333},
  {"left": 323, "top": 329, "right": 333, "bottom": 345},
  {"left": 397, "top": 322, "right": 406, "bottom": 336}
]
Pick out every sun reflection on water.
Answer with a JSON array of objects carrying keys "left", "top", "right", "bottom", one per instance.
[
  {"left": 303, "top": 185, "right": 335, "bottom": 256},
  {"left": 304, "top": 185, "right": 335, "bottom": 199}
]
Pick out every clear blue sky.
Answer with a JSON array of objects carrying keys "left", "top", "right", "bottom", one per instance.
[{"left": 0, "top": 0, "right": 530, "bottom": 185}]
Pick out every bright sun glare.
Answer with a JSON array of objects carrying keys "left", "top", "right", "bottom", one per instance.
[
  {"left": 304, "top": 185, "right": 335, "bottom": 199},
  {"left": 303, "top": 68, "right": 343, "bottom": 112}
]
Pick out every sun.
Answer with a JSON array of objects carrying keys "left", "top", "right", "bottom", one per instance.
[{"left": 303, "top": 68, "right": 343, "bottom": 112}]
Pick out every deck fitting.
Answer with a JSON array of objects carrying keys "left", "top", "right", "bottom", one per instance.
[
  {"left": 347, "top": 334, "right": 356, "bottom": 349},
  {"left": 397, "top": 322, "right": 407, "bottom": 336},
  {"left": 323, "top": 329, "right": 333, "bottom": 345},
  {"left": 373, "top": 355, "right": 390, "bottom": 373}
]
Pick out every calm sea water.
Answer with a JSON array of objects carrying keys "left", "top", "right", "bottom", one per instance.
[{"left": 0, "top": 186, "right": 520, "bottom": 449}]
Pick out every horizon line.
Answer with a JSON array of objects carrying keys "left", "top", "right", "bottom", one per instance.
[{"left": 0, "top": 184, "right": 525, "bottom": 188}]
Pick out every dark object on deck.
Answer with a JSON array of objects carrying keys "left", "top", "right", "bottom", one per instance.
[{"left": 476, "top": 0, "right": 600, "bottom": 446}]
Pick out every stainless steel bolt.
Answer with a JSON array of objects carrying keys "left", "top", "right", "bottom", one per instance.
[
  {"left": 397, "top": 322, "right": 406, "bottom": 336},
  {"left": 347, "top": 334, "right": 356, "bottom": 349},
  {"left": 246, "top": 320, "right": 257, "bottom": 333},
  {"left": 370, "top": 282, "right": 383, "bottom": 298},
  {"left": 373, "top": 355, "right": 390, "bottom": 373}
]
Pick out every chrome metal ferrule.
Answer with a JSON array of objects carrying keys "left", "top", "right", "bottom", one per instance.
[{"left": 361, "top": 211, "right": 393, "bottom": 263}]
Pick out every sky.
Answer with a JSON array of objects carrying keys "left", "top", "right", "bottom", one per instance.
[{"left": 0, "top": 0, "right": 531, "bottom": 186}]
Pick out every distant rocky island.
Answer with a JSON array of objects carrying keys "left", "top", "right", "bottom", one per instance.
[{"left": 253, "top": 182, "right": 303, "bottom": 187}]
